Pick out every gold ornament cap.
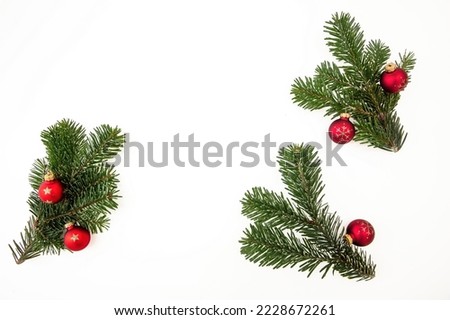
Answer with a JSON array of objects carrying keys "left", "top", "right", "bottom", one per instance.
[
  {"left": 44, "top": 171, "right": 55, "bottom": 181},
  {"left": 384, "top": 62, "right": 398, "bottom": 73},
  {"left": 64, "top": 222, "right": 74, "bottom": 230},
  {"left": 344, "top": 234, "right": 353, "bottom": 244},
  {"left": 340, "top": 113, "right": 351, "bottom": 119}
]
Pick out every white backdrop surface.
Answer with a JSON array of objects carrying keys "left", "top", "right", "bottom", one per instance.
[{"left": 0, "top": 0, "right": 449, "bottom": 301}]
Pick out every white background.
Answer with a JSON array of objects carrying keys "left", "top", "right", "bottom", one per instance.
[{"left": 1, "top": 0, "right": 449, "bottom": 303}]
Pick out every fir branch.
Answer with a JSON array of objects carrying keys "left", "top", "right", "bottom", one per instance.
[
  {"left": 314, "top": 61, "right": 351, "bottom": 92},
  {"left": 279, "top": 145, "right": 324, "bottom": 218},
  {"left": 9, "top": 218, "right": 41, "bottom": 264},
  {"left": 9, "top": 119, "right": 124, "bottom": 264},
  {"left": 291, "top": 12, "right": 415, "bottom": 152},
  {"left": 291, "top": 77, "right": 347, "bottom": 113},
  {"left": 354, "top": 110, "right": 407, "bottom": 152},
  {"left": 29, "top": 158, "right": 48, "bottom": 190},
  {"left": 41, "top": 119, "right": 87, "bottom": 175},
  {"left": 76, "top": 125, "right": 125, "bottom": 175},
  {"left": 364, "top": 39, "right": 391, "bottom": 79},
  {"left": 397, "top": 51, "right": 416, "bottom": 74},
  {"left": 241, "top": 223, "right": 321, "bottom": 270},
  {"left": 241, "top": 187, "right": 301, "bottom": 230},
  {"left": 324, "top": 12, "right": 365, "bottom": 72},
  {"left": 239, "top": 144, "right": 376, "bottom": 281}
]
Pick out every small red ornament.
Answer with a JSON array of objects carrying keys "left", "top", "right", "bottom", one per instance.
[
  {"left": 63, "top": 222, "right": 91, "bottom": 251},
  {"left": 38, "top": 171, "right": 63, "bottom": 204},
  {"left": 380, "top": 63, "right": 408, "bottom": 93},
  {"left": 328, "top": 113, "right": 355, "bottom": 144},
  {"left": 345, "top": 219, "right": 375, "bottom": 247}
]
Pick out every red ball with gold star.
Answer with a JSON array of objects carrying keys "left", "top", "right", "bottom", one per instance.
[
  {"left": 63, "top": 223, "right": 91, "bottom": 251},
  {"left": 38, "top": 171, "right": 64, "bottom": 204},
  {"left": 328, "top": 113, "right": 356, "bottom": 144},
  {"left": 380, "top": 62, "right": 408, "bottom": 93},
  {"left": 344, "top": 219, "right": 375, "bottom": 247}
]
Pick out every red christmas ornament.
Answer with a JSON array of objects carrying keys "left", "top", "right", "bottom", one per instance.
[
  {"left": 63, "top": 223, "right": 91, "bottom": 251},
  {"left": 328, "top": 113, "right": 355, "bottom": 144},
  {"left": 345, "top": 219, "right": 375, "bottom": 247},
  {"left": 38, "top": 171, "right": 63, "bottom": 204},
  {"left": 380, "top": 63, "right": 408, "bottom": 93}
]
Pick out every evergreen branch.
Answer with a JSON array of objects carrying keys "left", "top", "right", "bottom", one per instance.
[
  {"left": 240, "top": 223, "right": 317, "bottom": 270},
  {"left": 298, "top": 208, "right": 342, "bottom": 249},
  {"left": 74, "top": 124, "right": 125, "bottom": 177},
  {"left": 279, "top": 144, "right": 324, "bottom": 218},
  {"left": 291, "top": 77, "right": 347, "bottom": 113},
  {"left": 315, "top": 61, "right": 350, "bottom": 90},
  {"left": 29, "top": 158, "right": 48, "bottom": 190},
  {"left": 291, "top": 12, "right": 415, "bottom": 152},
  {"left": 41, "top": 193, "right": 117, "bottom": 225},
  {"left": 9, "top": 218, "right": 41, "bottom": 264},
  {"left": 241, "top": 222, "right": 375, "bottom": 280},
  {"left": 66, "top": 164, "right": 119, "bottom": 201},
  {"left": 241, "top": 187, "right": 302, "bottom": 230},
  {"left": 353, "top": 110, "right": 407, "bottom": 152},
  {"left": 10, "top": 191, "right": 118, "bottom": 264},
  {"left": 239, "top": 144, "right": 376, "bottom": 281},
  {"left": 40, "top": 119, "right": 87, "bottom": 175},
  {"left": 364, "top": 39, "right": 391, "bottom": 79},
  {"left": 324, "top": 12, "right": 365, "bottom": 70},
  {"left": 397, "top": 51, "right": 416, "bottom": 74},
  {"left": 10, "top": 120, "right": 124, "bottom": 264},
  {"left": 335, "top": 244, "right": 376, "bottom": 280}
]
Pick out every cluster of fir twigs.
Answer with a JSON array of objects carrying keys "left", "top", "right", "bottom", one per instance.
[
  {"left": 9, "top": 119, "right": 124, "bottom": 264},
  {"left": 240, "top": 144, "right": 376, "bottom": 281},
  {"left": 291, "top": 12, "right": 416, "bottom": 152}
]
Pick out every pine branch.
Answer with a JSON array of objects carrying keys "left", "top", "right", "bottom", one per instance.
[
  {"left": 9, "top": 218, "right": 41, "bottom": 264},
  {"left": 291, "top": 76, "right": 347, "bottom": 113},
  {"left": 9, "top": 119, "right": 124, "bottom": 264},
  {"left": 241, "top": 223, "right": 321, "bottom": 270},
  {"left": 75, "top": 125, "right": 124, "bottom": 176},
  {"left": 364, "top": 39, "right": 391, "bottom": 79},
  {"left": 29, "top": 158, "right": 48, "bottom": 190},
  {"left": 239, "top": 144, "right": 376, "bottom": 281},
  {"left": 324, "top": 12, "right": 365, "bottom": 72},
  {"left": 291, "top": 12, "right": 415, "bottom": 152},
  {"left": 41, "top": 119, "right": 87, "bottom": 175},
  {"left": 279, "top": 145, "right": 324, "bottom": 218},
  {"left": 241, "top": 187, "right": 302, "bottom": 230},
  {"left": 398, "top": 51, "right": 416, "bottom": 73}
]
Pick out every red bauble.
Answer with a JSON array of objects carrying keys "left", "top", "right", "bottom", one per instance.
[
  {"left": 380, "top": 63, "right": 408, "bottom": 93},
  {"left": 328, "top": 113, "right": 355, "bottom": 144},
  {"left": 38, "top": 172, "right": 63, "bottom": 204},
  {"left": 345, "top": 219, "right": 375, "bottom": 247},
  {"left": 64, "top": 223, "right": 91, "bottom": 251}
]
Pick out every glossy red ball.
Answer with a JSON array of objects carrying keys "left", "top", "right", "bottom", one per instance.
[
  {"left": 380, "top": 65, "right": 408, "bottom": 93},
  {"left": 328, "top": 114, "right": 355, "bottom": 144},
  {"left": 64, "top": 223, "right": 91, "bottom": 251},
  {"left": 38, "top": 179, "right": 63, "bottom": 204},
  {"left": 345, "top": 219, "right": 375, "bottom": 247}
]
